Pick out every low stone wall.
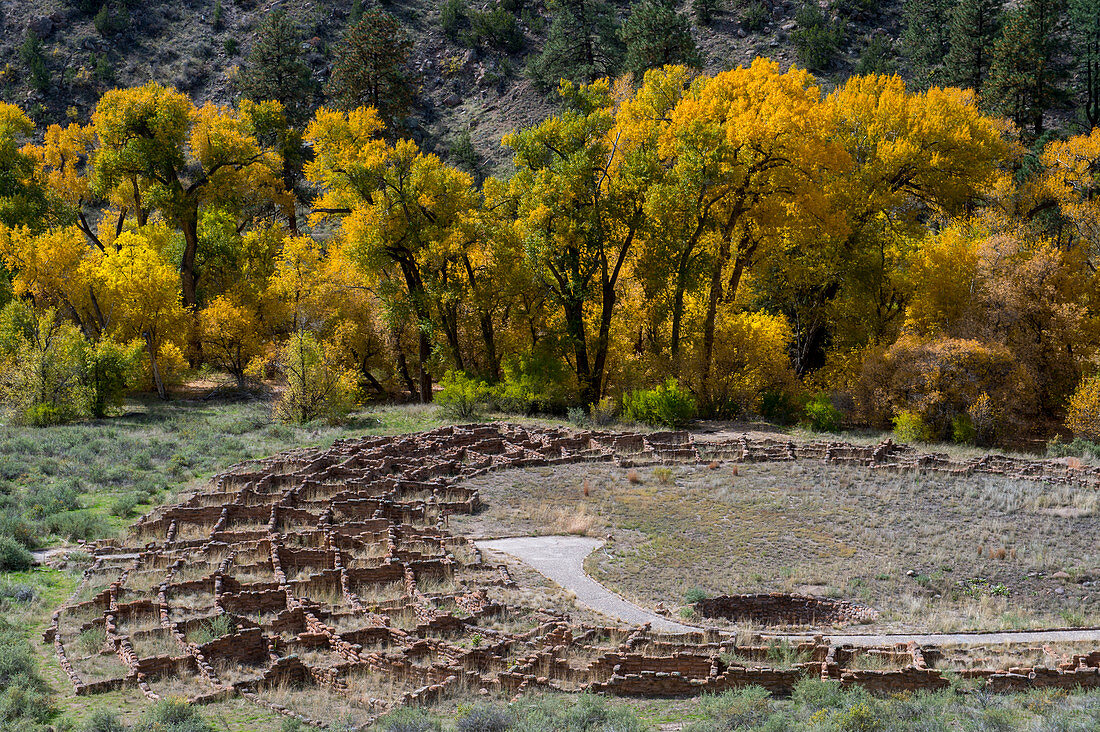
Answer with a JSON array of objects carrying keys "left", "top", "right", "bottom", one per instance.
[{"left": 694, "top": 594, "right": 879, "bottom": 626}]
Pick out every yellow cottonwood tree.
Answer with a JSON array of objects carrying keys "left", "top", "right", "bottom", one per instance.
[
  {"left": 649, "top": 59, "right": 843, "bottom": 401},
  {"left": 89, "top": 83, "right": 286, "bottom": 308},
  {"left": 506, "top": 77, "right": 664, "bottom": 405},
  {"left": 307, "top": 107, "right": 478, "bottom": 402}
]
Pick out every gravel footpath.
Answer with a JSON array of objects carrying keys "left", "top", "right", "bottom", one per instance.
[{"left": 476, "top": 535, "right": 1100, "bottom": 647}]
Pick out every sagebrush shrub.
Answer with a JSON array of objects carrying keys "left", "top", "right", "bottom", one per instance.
[
  {"left": 456, "top": 704, "right": 513, "bottom": 732},
  {"left": 0, "top": 537, "right": 32, "bottom": 572}
]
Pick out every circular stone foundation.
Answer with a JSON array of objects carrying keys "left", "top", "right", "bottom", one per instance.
[{"left": 694, "top": 593, "right": 879, "bottom": 626}]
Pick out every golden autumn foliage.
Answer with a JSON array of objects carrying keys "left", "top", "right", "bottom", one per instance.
[{"left": 0, "top": 63, "right": 1099, "bottom": 438}]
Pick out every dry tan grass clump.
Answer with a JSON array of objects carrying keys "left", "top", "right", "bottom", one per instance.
[{"left": 626, "top": 469, "right": 641, "bottom": 484}]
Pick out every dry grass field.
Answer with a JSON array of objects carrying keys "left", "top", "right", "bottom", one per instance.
[{"left": 454, "top": 459, "right": 1100, "bottom": 633}]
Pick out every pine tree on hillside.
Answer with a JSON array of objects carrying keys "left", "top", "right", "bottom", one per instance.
[
  {"left": 237, "top": 10, "right": 318, "bottom": 126},
  {"left": 944, "top": 0, "right": 1004, "bottom": 93},
  {"left": 529, "top": 0, "right": 623, "bottom": 87},
  {"left": 1070, "top": 0, "right": 1100, "bottom": 127},
  {"left": 620, "top": 0, "right": 703, "bottom": 80},
  {"left": 900, "top": 0, "right": 953, "bottom": 89},
  {"left": 986, "top": 0, "right": 1070, "bottom": 136},
  {"left": 327, "top": 10, "right": 417, "bottom": 128}
]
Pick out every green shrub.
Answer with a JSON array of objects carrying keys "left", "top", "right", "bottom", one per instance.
[
  {"left": 0, "top": 537, "right": 32, "bottom": 572},
  {"left": 0, "top": 303, "right": 92, "bottom": 425},
  {"left": 224, "top": 37, "right": 239, "bottom": 56},
  {"left": 0, "top": 619, "right": 55, "bottom": 728},
  {"left": 269, "top": 331, "right": 357, "bottom": 425},
  {"left": 449, "top": 128, "right": 480, "bottom": 175},
  {"left": 85, "top": 338, "right": 141, "bottom": 418},
  {"left": 588, "top": 396, "right": 617, "bottom": 427},
  {"left": 44, "top": 510, "right": 110, "bottom": 542},
  {"left": 854, "top": 33, "right": 896, "bottom": 75},
  {"left": 492, "top": 352, "right": 572, "bottom": 415},
  {"left": 379, "top": 707, "right": 441, "bottom": 732},
  {"left": 1047, "top": 436, "right": 1100, "bottom": 460},
  {"left": 893, "top": 410, "right": 933, "bottom": 443},
  {"left": 108, "top": 493, "right": 140, "bottom": 518},
  {"left": 693, "top": 0, "right": 720, "bottom": 24},
  {"left": 437, "top": 371, "right": 491, "bottom": 419},
  {"left": 93, "top": 3, "right": 127, "bottom": 35},
  {"left": 79, "top": 710, "right": 126, "bottom": 732},
  {"left": 94, "top": 53, "right": 115, "bottom": 84},
  {"left": 441, "top": 0, "right": 468, "bottom": 40},
  {"left": 134, "top": 699, "right": 216, "bottom": 732},
  {"left": 190, "top": 614, "right": 236, "bottom": 645},
  {"left": 567, "top": 406, "right": 587, "bottom": 426},
  {"left": 466, "top": 5, "right": 524, "bottom": 53},
  {"left": 951, "top": 413, "right": 977, "bottom": 445},
  {"left": 456, "top": 704, "right": 513, "bottom": 732},
  {"left": 802, "top": 393, "right": 842, "bottom": 432},
  {"left": 622, "top": 379, "right": 697, "bottom": 428},
  {"left": 741, "top": 0, "right": 770, "bottom": 31},
  {"left": 20, "top": 32, "right": 51, "bottom": 92},
  {"left": 684, "top": 587, "right": 708, "bottom": 603},
  {"left": 792, "top": 2, "right": 845, "bottom": 69},
  {"left": 760, "top": 389, "right": 803, "bottom": 424}
]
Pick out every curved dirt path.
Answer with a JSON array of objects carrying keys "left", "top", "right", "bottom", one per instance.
[
  {"left": 477, "top": 536, "right": 1100, "bottom": 647},
  {"left": 477, "top": 536, "right": 697, "bottom": 634}
]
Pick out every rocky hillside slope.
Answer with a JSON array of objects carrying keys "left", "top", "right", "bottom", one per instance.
[{"left": 0, "top": 0, "right": 906, "bottom": 172}]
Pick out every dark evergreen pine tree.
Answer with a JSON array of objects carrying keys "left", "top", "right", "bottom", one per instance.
[
  {"left": 986, "top": 0, "right": 1070, "bottom": 136},
  {"left": 944, "top": 0, "right": 1004, "bottom": 93},
  {"left": 326, "top": 10, "right": 417, "bottom": 128},
  {"left": 237, "top": 9, "right": 318, "bottom": 127},
  {"left": 900, "top": 0, "right": 953, "bottom": 89},
  {"left": 1069, "top": 0, "right": 1100, "bottom": 127},
  {"left": 620, "top": 0, "right": 703, "bottom": 80},
  {"left": 529, "top": 0, "right": 624, "bottom": 87}
]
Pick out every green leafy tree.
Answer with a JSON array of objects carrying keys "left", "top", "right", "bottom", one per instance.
[
  {"left": 236, "top": 9, "right": 318, "bottom": 127},
  {"left": 986, "top": 0, "right": 1070, "bottom": 135},
  {"left": 84, "top": 338, "right": 141, "bottom": 418},
  {"left": 19, "top": 32, "right": 50, "bottom": 93},
  {"left": 326, "top": 10, "right": 416, "bottom": 128},
  {"left": 620, "top": 0, "right": 703, "bottom": 80},
  {"left": 529, "top": 0, "right": 623, "bottom": 87},
  {"left": 1070, "top": 0, "right": 1100, "bottom": 127},
  {"left": 900, "top": 0, "right": 952, "bottom": 89},
  {"left": 0, "top": 302, "right": 90, "bottom": 426},
  {"left": 944, "top": 0, "right": 1004, "bottom": 93},
  {"left": 792, "top": 2, "right": 846, "bottom": 71}
]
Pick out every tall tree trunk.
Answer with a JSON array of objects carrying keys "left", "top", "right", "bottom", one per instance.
[
  {"left": 564, "top": 298, "right": 594, "bottom": 405},
  {"left": 479, "top": 311, "right": 500, "bottom": 382},
  {"left": 701, "top": 236, "right": 753, "bottom": 407},
  {"left": 417, "top": 328, "right": 432, "bottom": 403},
  {"left": 439, "top": 300, "right": 465, "bottom": 372},
  {"left": 179, "top": 203, "right": 203, "bottom": 366},
  {"left": 590, "top": 279, "right": 616, "bottom": 405},
  {"left": 394, "top": 340, "right": 418, "bottom": 399},
  {"left": 180, "top": 209, "right": 200, "bottom": 309}
]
